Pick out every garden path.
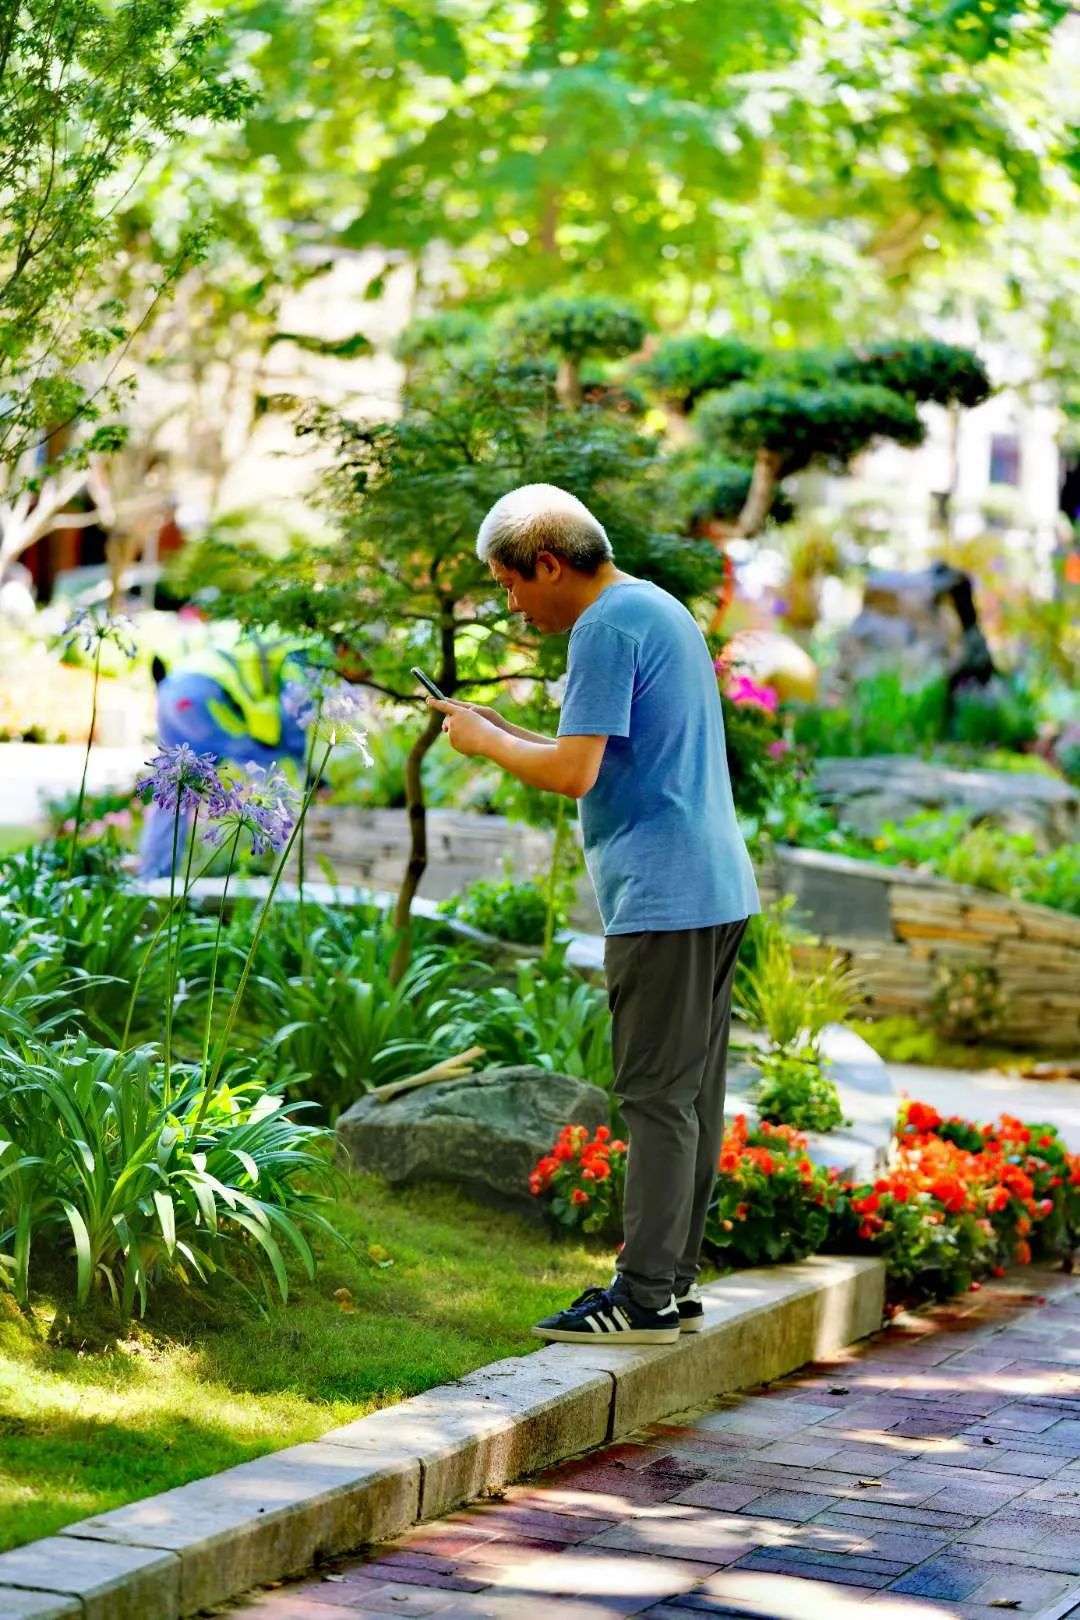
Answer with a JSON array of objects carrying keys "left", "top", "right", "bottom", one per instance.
[{"left": 228, "top": 1265, "right": 1080, "bottom": 1620}]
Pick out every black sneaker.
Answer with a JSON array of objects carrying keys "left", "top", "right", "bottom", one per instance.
[
  {"left": 532, "top": 1282, "right": 680, "bottom": 1345},
  {"left": 674, "top": 1282, "right": 705, "bottom": 1333}
]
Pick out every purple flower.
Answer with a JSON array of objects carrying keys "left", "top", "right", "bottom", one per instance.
[
  {"left": 62, "top": 605, "right": 138, "bottom": 661},
  {"left": 201, "top": 762, "right": 300, "bottom": 856},
  {"left": 135, "top": 744, "right": 226, "bottom": 815}
]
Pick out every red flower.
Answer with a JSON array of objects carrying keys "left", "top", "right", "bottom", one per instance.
[
  {"left": 570, "top": 1188, "right": 589, "bottom": 1206},
  {"left": 905, "top": 1100, "right": 942, "bottom": 1135},
  {"left": 735, "top": 1202, "right": 749, "bottom": 1220}
]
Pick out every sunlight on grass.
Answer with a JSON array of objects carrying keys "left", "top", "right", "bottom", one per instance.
[{"left": 0, "top": 1172, "right": 616, "bottom": 1550}]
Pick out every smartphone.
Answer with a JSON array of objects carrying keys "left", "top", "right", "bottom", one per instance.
[{"left": 411, "top": 666, "right": 446, "bottom": 702}]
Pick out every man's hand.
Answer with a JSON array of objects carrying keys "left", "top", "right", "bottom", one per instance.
[{"left": 427, "top": 697, "right": 499, "bottom": 757}]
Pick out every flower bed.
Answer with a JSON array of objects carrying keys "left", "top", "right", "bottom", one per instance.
[{"left": 531, "top": 1101, "right": 1080, "bottom": 1305}]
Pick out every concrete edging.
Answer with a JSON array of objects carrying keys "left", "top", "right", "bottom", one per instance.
[{"left": 0, "top": 1255, "right": 885, "bottom": 1619}]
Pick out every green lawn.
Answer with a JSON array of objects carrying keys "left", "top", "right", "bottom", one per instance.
[
  {"left": 0, "top": 1172, "right": 624, "bottom": 1552},
  {"left": 0, "top": 827, "right": 36, "bottom": 856}
]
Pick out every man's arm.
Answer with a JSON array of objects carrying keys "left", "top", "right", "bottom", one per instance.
[
  {"left": 456, "top": 702, "right": 554, "bottom": 745},
  {"left": 428, "top": 699, "right": 606, "bottom": 799}
]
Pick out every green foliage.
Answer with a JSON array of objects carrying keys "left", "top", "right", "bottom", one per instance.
[
  {"left": 790, "top": 672, "right": 950, "bottom": 756},
  {"left": 201, "top": 361, "right": 723, "bottom": 700},
  {"left": 513, "top": 296, "right": 646, "bottom": 362},
  {"left": 831, "top": 341, "right": 992, "bottom": 409},
  {"left": 0, "top": 0, "right": 250, "bottom": 472},
  {"left": 950, "top": 679, "right": 1040, "bottom": 749},
  {"left": 931, "top": 961, "right": 1010, "bottom": 1044},
  {"left": 665, "top": 455, "right": 796, "bottom": 530},
  {"left": 735, "top": 909, "right": 861, "bottom": 1054},
  {"left": 698, "top": 380, "right": 925, "bottom": 476},
  {"left": 0, "top": 1033, "right": 342, "bottom": 1314},
  {"left": 638, "top": 335, "right": 764, "bottom": 411},
  {"left": 753, "top": 1049, "right": 846, "bottom": 1134},
  {"left": 434, "top": 951, "right": 614, "bottom": 1094},
  {"left": 706, "top": 1116, "right": 837, "bottom": 1266},
  {"left": 440, "top": 879, "right": 562, "bottom": 947},
  {"left": 720, "top": 692, "right": 798, "bottom": 820}
]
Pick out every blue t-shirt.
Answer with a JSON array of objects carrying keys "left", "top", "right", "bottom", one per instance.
[{"left": 557, "top": 580, "right": 760, "bottom": 935}]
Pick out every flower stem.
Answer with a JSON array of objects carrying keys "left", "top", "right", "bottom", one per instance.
[
  {"left": 162, "top": 798, "right": 184, "bottom": 1102},
  {"left": 196, "top": 740, "right": 334, "bottom": 1125},
  {"left": 199, "top": 823, "right": 242, "bottom": 1090},
  {"left": 120, "top": 842, "right": 220, "bottom": 1052},
  {"left": 66, "top": 636, "right": 102, "bottom": 881}
]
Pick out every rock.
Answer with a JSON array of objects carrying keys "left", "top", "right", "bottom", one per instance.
[
  {"left": 812, "top": 755, "right": 1079, "bottom": 849},
  {"left": 336, "top": 1065, "right": 610, "bottom": 1204}
]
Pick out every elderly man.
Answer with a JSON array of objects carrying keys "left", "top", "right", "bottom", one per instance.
[{"left": 429, "top": 483, "right": 759, "bottom": 1345}]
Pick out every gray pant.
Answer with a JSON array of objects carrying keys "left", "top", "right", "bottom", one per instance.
[{"left": 606, "top": 920, "right": 748, "bottom": 1310}]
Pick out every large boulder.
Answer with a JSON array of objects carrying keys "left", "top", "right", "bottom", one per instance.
[
  {"left": 812, "top": 755, "right": 1079, "bottom": 849},
  {"left": 336, "top": 1065, "right": 610, "bottom": 1205}
]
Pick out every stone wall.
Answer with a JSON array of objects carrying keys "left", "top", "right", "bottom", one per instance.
[
  {"left": 762, "top": 845, "right": 1080, "bottom": 1052},
  {"left": 288, "top": 805, "right": 554, "bottom": 903}
]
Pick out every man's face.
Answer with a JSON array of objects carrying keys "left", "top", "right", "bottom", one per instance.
[{"left": 489, "top": 555, "right": 569, "bottom": 633}]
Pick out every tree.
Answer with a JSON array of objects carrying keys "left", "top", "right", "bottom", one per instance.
[
  {"left": 195, "top": 361, "right": 722, "bottom": 976},
  {"left": 0, "top": 0, "right": 250, "bottom": 488},
  {"left": 692, "top": 340, "right": 992, "bottom": 537},
  {"left": 513, "top": 296, "right": 646, "bottom": 407}
]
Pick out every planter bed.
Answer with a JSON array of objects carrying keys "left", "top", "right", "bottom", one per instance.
[{"left": 762, "top": 844, "right": 1080, "bottom": 1052}]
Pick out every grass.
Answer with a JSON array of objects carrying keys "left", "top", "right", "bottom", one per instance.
[
  {"left": 0, "top": 827, "right": 36, "bottom": 856},
  {"left": 0, "top": 1171, "right": 623, "bottom": 1553}
]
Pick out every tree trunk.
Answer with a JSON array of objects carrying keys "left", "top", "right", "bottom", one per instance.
[
  {"left": 389, "top": 707, "right": 444, "bottom": 985},
  {"left": 389, "top": 608, "right": 458, "bottom": 985},
  {"left": 735, "top": 448, "right": 784, "bottom": 539},
  {"left": 556, "top": 355, "right": 582, "bottom": 408}
]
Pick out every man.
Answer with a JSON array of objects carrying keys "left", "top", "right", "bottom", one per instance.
[
  {"left": 139, "top": 627, "right": 313, "bottom": 878},
  {"left": 429, "top": 483, "right": 759, "bottom": 1345}
]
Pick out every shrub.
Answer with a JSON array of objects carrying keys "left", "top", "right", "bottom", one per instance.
[
  {"left": 835, "top": 1101, "right": 1080, "bottom": 1301},
  {"left": 735, "top": 908, "right": 860, "bottom": 1055},
  {"left": 931, "top": 961, "right": 1010, "bottom": 1044},
  {"left": 753, "top": 1049, "right": 846, "bottom": 1134},
  {"left": 440, "top": 878, "right": 560, "bottom": 946},
  {"left": 529, "top": 1124, "right": 627, "bottom": 1235},
  {"left": 950, "top": 677, "right": 1039, "bottom": 750},
  {"left": 0, "top": 1033, "right": 345, "bottom": 1314},
  {"left": 705, "top": 1115, "right": 839, "bottom": 1265}
]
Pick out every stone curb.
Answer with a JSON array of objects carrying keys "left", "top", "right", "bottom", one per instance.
[{"left": 0, "top": 1255, "right": 885, "bottom": 1619}]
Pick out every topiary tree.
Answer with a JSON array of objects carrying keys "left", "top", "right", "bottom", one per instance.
[
  {"left": 638, "top": 335, "right": 764, "bottom": 418},
  {"left": 513, "top": 295, "right": 646, "bottom": 407},
  {"left": 693, "top": 340, "right": 992, "bottom": 538},
  {"left": 196, "top": 360, "right": 722, "bottom": 977}
]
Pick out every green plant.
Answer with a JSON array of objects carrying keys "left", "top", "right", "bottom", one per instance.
[
  {"left": 0, "top": 1033, "right": 344, "bottom": 1314},
  {"left": 931, "top": 961, "right": 1011, "bottom": 1044},
  {"left": 529, "top": 1124, "right": 626, "bottom": 1235},
  {"left": 753, "top": 1049, "right": 846, "bottom": 1134},
  {"left": 950, "top": 677, "right": 1039, "bottom": 749},
  {"left": 705, "top": 1115, "right": 839, "bottom": 1265},
  {"left": 436, "top": 950, "right": 613, "bottom": 1093},
  {"left": 790, "top": 671, "right": 950, "bottom": 757},
  {"left": 735, "top": 908, "right": 860, "bottom": 1055},
  {"left": 439, "top": 878, "right": 560, "bottom": 946}
]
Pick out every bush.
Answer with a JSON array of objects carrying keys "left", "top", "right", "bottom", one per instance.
[
  {"left": 735, "top": 908, "right": 861, "bottom": 1054},
  {"left": 0, "top": 1033, "right": 344, "bottom": 1314},
  {"left": 529, "top": 1124, "right": 626, "bottom": 1235},
  {"left": 753, "top": 1049, "right": 846, "bottom": 1134},
  {"left": 705, "top": 1116, "right": 839, "bottom": 1265},
  {"left": 950, "top": 677, "right": 1039, "bottom": 750},
  {"left": 790, "top": 671, "right": 949, "bottom": 757},
  {"left": 440, "top": 878, "right": 560, "bottom": 945},
  {"left": 835, "top": 1101, "right": 1080, "bottom": 1301},
  {"left": 931, "top": 961, "right": 1010, "bottom": 1044}
]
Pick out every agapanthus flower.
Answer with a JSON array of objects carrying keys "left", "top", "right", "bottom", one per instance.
[
  {"left": 201, "top": 761, "right": 300, "bottom": 856},
  {"left": 61, "top": 604, "right": 138, "bottom": 661},
  {"left": 135, "top": 744, "right": 226, "bottom": 816},
  {"left": 282, "top": 674, "right": 372, "bottom": 759}
]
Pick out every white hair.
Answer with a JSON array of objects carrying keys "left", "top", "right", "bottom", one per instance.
[{"left": 476, "top": 484, "right": 613, "bottom": 578}]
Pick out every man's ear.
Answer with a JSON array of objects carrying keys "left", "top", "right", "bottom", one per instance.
[{"left": 536, "top": 550, "right": 563, "bottom": 581}]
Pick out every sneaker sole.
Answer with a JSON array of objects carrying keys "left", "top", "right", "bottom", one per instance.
[
  {"left": 679, "top": 1317, "right": 704, "bottom": 1333},
  {"left": 531, "top": 1325, "right": 680, "bottom": 1345}
]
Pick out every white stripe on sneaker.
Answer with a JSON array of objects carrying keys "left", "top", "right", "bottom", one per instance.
[{"left": 612, "top": 1305, "right": 631, "bottom": 1330}]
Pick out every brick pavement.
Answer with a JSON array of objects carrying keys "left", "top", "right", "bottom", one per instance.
[{"left": 226, "top": 1267, "right": 1080, "bottom": 1620}]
